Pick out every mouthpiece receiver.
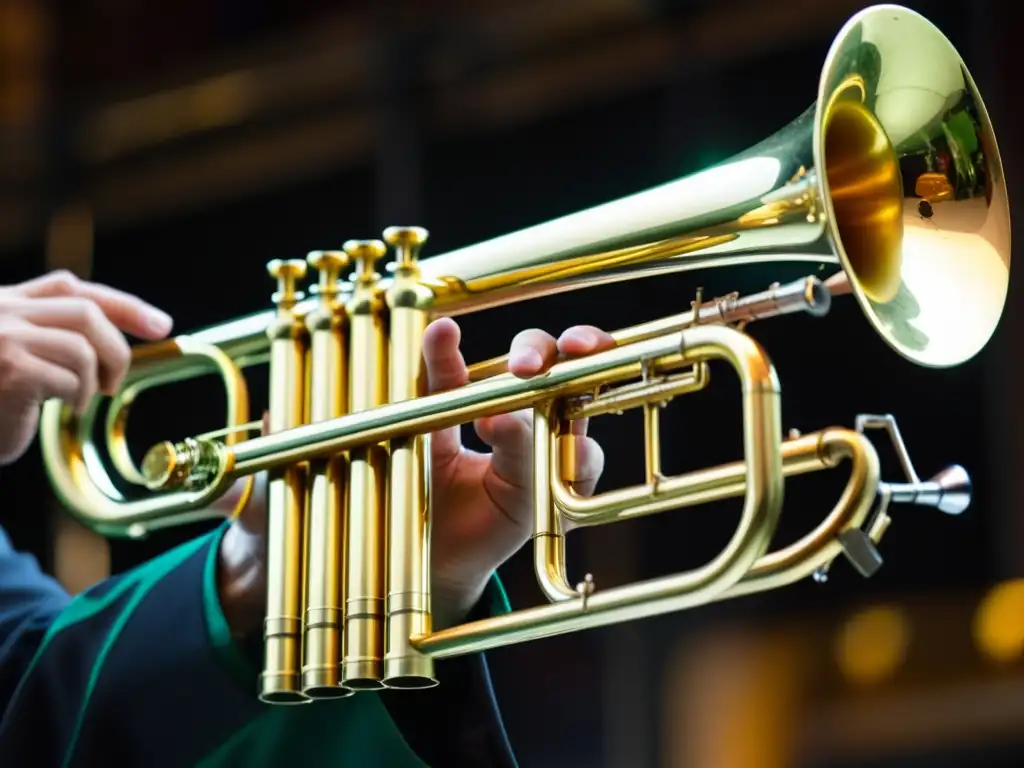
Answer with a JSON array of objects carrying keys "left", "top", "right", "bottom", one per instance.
[
  {"left": 888, "top": 464, "right": 972, "bottom": 516},
  {"left": 832, "top": 464, "right": 972, "bottom": 579},
  {"left": 930, "top": 464, "right": 972, "bottom": 516},
  {"left": 818, "top": 414, "right": 975, "bottom": 585}
]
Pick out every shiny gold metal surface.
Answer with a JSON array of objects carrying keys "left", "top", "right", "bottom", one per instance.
[
  {"left": 381, "top": 226, "right": 437, "bottom": 689},
  {"left": 259, "top": 259, "right": 312, "bottom": 704},
  {"left": 300, "top": 250, "right": 351, "bottom": 698},
  {"left": 35, "top": 5, "right": 1003, "bottom": 705},
  {"left": 813, "top": 7, "right": 1009, "bottom": 367},
  {"left": 340, "top": 239, "right": 390, "bottom": 690}
]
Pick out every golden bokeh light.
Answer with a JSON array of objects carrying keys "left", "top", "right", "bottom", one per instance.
[
  {"left": 973, "top": 579, "right": 1024, "bottom": 664},
  {"left": 835, "top": 605, "right": 911, "bottom": 686}
]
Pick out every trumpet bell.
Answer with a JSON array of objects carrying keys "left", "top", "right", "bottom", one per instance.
[
  {"left": 815, "top": 4, "right": 1010, "bottom": 367},
  {"left": 29, "top": 3, "right": 1003, "bottom": 708}
]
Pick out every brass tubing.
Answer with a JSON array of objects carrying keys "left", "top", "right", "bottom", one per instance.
[
  {"left": 39, "top": 337, "right": 253, "bottom": 537},
  {"left": 721, "top": 428, "right": 880, "bottom": 599},
  {"left": 555, "top": 430, "right": 868, "bottom": 524},
  {"left": 467, "top": 275, "right": 831, "bottom": 382},
  {"left": 106, "top": 345, "right": 252, "bottom": 488},
  {"left": 228, "top": 327, "right": 741, "bottom": 477},
  {"left": 643, "top": 402, "right": 661, "bottom": 484},
  {"left": 25, "top": 8, "right": 999, "bottom": 713},
  {"left": 533, "top": 403, "right": 577, "bottom": 602},
  {"left": 259, "top": 260, "right": 311, "bottom": 705},
  {"left": 542, "top": 429, "right": 879, "bottom": 602},
  {"left": 410, "top": 324, "right": 784, "bottom": 659},
  {"left": 552, "top": 433, "right": 831, "bottom": 524},
  {"left": 300, "top": 251, "right": 351, "bottom": 698},
  {"left": 40, "top": 2, "right": 1012, "bottom": 536},
  {"left": 37, "top": 275, "right": 829, "bottom": 537},
  {"left": 341, "top": 240, "right": 390, "bottom": 690},
  {"left": 381, "top": 227, "right": 437, "bottom": 688}
]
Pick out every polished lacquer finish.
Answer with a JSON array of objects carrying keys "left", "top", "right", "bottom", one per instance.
[{"left": 37, "top": 6, "right": 1005, "bottom": 703}]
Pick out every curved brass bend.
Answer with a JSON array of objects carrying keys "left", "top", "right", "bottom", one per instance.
[
  {"left": 39, "top": 336, "right": 255, "bottom": 538},
  {"left": 540, "top": 427, "right": 880, "bottom": 603},
  {"left": 412, "top": 323, "right": 785, "bottom": 659}
]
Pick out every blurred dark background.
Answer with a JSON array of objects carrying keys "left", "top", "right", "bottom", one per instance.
[{"left": 1, "top": 0, "right": 1021, "bottom": 766}]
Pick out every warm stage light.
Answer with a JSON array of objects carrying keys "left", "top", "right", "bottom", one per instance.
[
  {"left": 974, "top": 579, "right": 1024, "bottom": 664},
  {"left": 835, "top": 605, "right": 911, "bottom": 686}
]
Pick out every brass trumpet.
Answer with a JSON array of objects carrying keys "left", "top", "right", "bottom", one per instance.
[{"left": 38, "top": 4, "right": 1009, "bottom": 704}]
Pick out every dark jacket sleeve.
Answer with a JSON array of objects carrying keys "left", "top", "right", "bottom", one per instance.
[
  {"left": 0, "top": 527, "right": 72, "bottom": 712},
  {"left": 0, "top": 522, "right": 517, "bottom": 768}
]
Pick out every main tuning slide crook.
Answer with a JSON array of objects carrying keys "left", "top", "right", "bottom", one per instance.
[{"left": 813, "top": 413, "right": 972, "bottom": 583}]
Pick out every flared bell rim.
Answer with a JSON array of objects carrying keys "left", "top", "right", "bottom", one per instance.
[{"left": 812, "top": 4, "right": 1011, "bottom": 369}]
